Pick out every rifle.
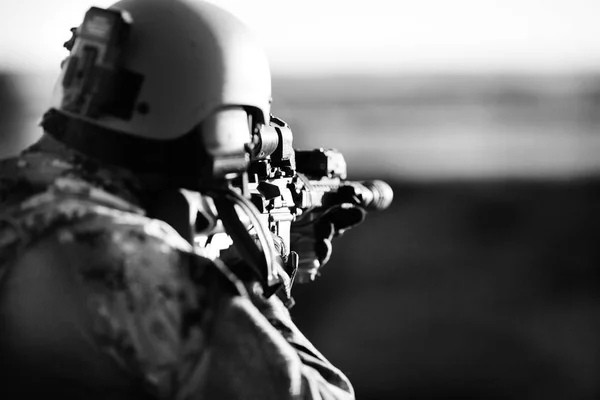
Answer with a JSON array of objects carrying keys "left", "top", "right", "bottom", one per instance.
[{"left": 192, "top": 116, "right": 393, "bottom": 290}]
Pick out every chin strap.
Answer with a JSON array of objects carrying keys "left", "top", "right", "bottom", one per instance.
[{"left": 210, "top": 185, "right": 295, "bottom": 306}]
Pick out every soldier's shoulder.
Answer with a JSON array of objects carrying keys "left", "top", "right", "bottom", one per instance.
[
  {"left": 0, "top": 177, "right": 194, "bottom": 267},
  {"left": 1, "top": 174, "right": 245, "bottom": 294},
  {"left": 1, "top": 179, "right": 242, "bottom": 294},
  {"left": 31, "top": 179, "right": 194, "bottom": 253}
]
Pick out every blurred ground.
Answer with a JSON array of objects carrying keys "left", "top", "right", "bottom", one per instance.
[
  {"left": 273, "top": 74, "right": 600, "bottom": 399},
  {"left": 2, "top": 71, "right": 600, "bottom": 399},
  {"left": 292, "top": 178, "right": 600, "bottom": 399}
]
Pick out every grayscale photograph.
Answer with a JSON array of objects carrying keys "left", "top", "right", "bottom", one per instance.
[{"left": 0, "top": 0, "right": 599, "bottom": 399}]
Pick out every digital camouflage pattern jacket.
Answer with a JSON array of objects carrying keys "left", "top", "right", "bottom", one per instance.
[{"left": 0, "top": 142, "right": 354, "bottom": 400}]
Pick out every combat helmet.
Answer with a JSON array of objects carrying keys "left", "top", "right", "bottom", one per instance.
[{"left": 41, "top": 0, "right": 272, "bottom": 185}]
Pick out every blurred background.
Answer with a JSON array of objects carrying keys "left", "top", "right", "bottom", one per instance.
[{"left": 2, "top": 0, "right": 600, "bottom": 399}]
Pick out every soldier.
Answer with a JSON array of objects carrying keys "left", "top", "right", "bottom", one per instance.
[{"left": 0, "top": 0, "right": 364, "bottom": 398}]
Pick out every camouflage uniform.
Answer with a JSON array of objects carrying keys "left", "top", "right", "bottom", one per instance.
[{"left": 0, "top": 144, "right": 354, "bottom": 399}]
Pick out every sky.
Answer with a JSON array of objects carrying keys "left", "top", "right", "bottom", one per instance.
[{"left": 1, "top": 0, "right": 600, "bottom": 75}]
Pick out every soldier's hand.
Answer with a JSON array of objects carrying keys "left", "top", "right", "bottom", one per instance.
[{"left": 290, "top": 203, "right": 366, "bottom": 283}]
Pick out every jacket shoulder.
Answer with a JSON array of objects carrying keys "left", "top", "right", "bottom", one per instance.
[{"left": 1, "top": 180, "right": 241, "bottom": 293}]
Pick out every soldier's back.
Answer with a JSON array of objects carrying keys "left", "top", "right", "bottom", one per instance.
[{"left": 0, "top": 151, "right": 238, "bottom": 399}]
